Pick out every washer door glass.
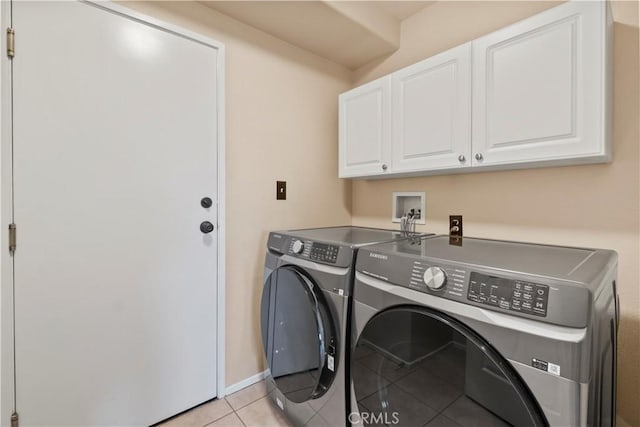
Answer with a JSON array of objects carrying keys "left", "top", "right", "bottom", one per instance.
[
  {"left": 261, "top": 265, "right": 337, "bottom": 403},
  {"left": 352, "top": 307, "right": 548, "bottom": 427}
]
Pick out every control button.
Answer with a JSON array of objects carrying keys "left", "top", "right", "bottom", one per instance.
[
  {"left": 423, "top": 267, "right": 447, "bottom": 290},
  {"left": 535, "top": 302, "right": 544, "bottom": 309},
  {"left": 522, "top": 302, "right": 532, "bottom": 310},
  {"left": 537, "top": 289, "right": 545, "bottom": 296},
  {"left": 292, "top": 240, "right": 304, "bottom": 254},
  {"left": 523, "top": 293, "right": 533, "bottom": 301},
  {"left": 524, "top": 284, "right": 534, "bottom": 292},
  {"left": 513, "top": 291, "right": 522, "bottom": 298},
  {"left": 512, "top": 299, "right": 521, "bottom": 306}
]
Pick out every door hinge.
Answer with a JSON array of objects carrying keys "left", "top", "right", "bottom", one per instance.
[
  {"left": 10, "top": 412, "right": 18, "bottom": 427},
  {"left": 9, "top": 223, "right": 16, "bottom": 254},
  {"left": 6, "top": 28, "right": 14, "bottom": 58}
]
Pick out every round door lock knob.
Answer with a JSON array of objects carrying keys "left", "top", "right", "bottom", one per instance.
[
  {"left": 200, "top": 221, "right": 215, "bottom": 234},
  {"left": 292, "top": 239, "right": 304, "bottom": 254},
  {"left": 201, "top": 197, "right": 213, "bottom": 208},
  {"left": 423, "top": 266, "right": 447, "bottom": 290}
]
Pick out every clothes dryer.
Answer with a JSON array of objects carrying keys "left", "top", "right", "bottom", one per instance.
[
  {"left": 350, "top": 236, "right": 618, "bottom": 426},
  {"left": 262, "top": 227, "right": 429, "bottom": 426}
]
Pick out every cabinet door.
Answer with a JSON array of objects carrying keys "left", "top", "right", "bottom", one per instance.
[
  {"left": 392, "top": 44, "right": 472, "bottom": 172},
  {"left": 472, "top": 1, "right": 610, "bottom": 167},
  {"left": 339, "top": 77, "right": 391, "bottom": 178}
]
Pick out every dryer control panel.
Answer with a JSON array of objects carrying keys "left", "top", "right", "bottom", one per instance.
[
  {"left": 309, "top": 242, "right": 340, "bottom": 264},
  {"left": 467, "top": 272, "right": 549, "bottom": 317},
  {"left": 266, "top": 232, "right": 354, "bottom": 268},
  {"left": 287, "top": 239, "right": 340, "bottom": 264}
]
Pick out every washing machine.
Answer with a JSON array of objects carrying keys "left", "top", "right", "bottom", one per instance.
[
  {"left": 261, "top": 226, "right": 429, "bottom": 426},
  {"left": 350, "top": 236, "right": 618, "bottom": 427}
]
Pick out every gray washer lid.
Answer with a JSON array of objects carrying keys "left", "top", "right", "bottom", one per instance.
[{"left": 377, "top": 236, "right": 616, "bottom": 286}]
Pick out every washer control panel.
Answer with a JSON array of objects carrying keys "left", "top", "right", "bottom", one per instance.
[
  {"left": 409, "top": 261, "right": 466, "bottom": 298},
  {"left": 423, "top": 266, "right": 446, "bottom": 290},
  {"left": 355, "top": 242, "right": 602, "bottom": 328},
  {"left": 310, "top": 242, "right": 339, "bottom": 264},
  {"left": 361, "top": 254, "right": 552, "bottom": 320},
  {"left": 467, "top": 272, "right": 549, "bottom": 317}
]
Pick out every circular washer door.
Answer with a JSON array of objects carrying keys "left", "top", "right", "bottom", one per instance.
[
  {"left": 261, "top": 265, "right": 338, "bottom": 403},
  {"left": 352, "top": 306, "right": 548, "bottom": 427}
]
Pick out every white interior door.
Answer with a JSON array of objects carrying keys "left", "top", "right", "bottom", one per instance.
[{"left": 12, "top": 2, "right": 219, "bottom": 425}]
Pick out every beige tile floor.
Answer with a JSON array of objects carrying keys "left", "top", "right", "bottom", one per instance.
[{"left": 159, "top": 380, "right": 294, "bottom": 427}]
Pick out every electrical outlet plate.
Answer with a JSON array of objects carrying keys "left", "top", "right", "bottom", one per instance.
[
  {"left": 450, "top": 215, "right": 463, "bottom": 237},
  {"left": 392, "top": 192, "right": 425, "bottom": 224}
]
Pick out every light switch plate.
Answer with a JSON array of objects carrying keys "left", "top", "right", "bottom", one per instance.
[{"left": 276, "top": 181, "right": 286, "bottom": 200}]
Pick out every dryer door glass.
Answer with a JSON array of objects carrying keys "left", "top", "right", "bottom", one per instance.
[
  {"left": 261, "top": 266, "right": 337, "bottom": 403},
  {"left": 352, "top": 307, "right": 547, "bottom": 427}
]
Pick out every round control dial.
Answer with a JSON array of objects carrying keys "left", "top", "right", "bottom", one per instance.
[
  {"left": 423, "top": 267, "right": 447, "bottom": 290},
  {"left": 292, "top": 240, "right": 305, "bottom": 254}
]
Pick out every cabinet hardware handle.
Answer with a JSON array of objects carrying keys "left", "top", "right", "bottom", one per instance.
[
  {"left": 382, "top": 164, "right": 388, "bottom": 171},
  {"left": 458, "top": 155, "right": 466, "bottom": 163},
  {"left": 475, "top": 153, "right": 484, "bottom": 161}
]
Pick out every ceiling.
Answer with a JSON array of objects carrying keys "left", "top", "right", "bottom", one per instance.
[
  {"left": 199, "top": 1, "right": 435, "bottom": 69},
  {"left": 373, "top": 1, "right": 435, "bottom": 20}
]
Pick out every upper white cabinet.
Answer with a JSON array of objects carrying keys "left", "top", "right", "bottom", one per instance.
[
  {"left": 392, "top": 44, "right": 472, "bottom": 172},
  {"left": 472, "top": 0, "right": 611, "bottom": 168},
  {"left": 339, "top": 77, "right": 391, "bottom": 178},
  {"left": 338, "top": 0, "right": 611, "bottom": 179}
]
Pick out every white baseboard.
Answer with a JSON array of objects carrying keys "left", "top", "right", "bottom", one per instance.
[{"left": 224, "top": 370, "right": 267, "bottom": 396}]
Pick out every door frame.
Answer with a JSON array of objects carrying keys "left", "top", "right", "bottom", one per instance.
[{"left": 0, "top": 1, "right": 227, "bottom": 422}]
